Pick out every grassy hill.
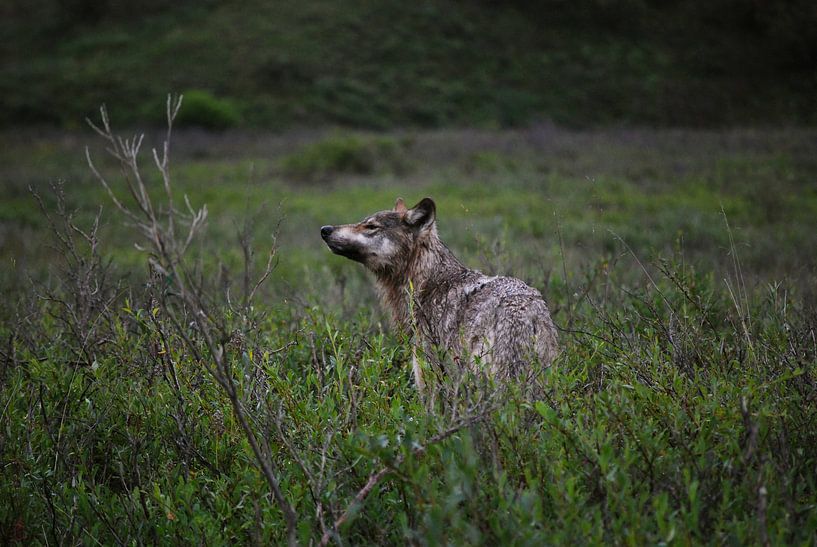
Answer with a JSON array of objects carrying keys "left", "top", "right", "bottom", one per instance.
[{"left": 2, "top": 0, "right": 816, "bottom": 129}]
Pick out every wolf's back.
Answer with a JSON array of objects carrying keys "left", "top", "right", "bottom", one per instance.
[{"left": 425, "top": 274, "right": 558, "bottom": 376}]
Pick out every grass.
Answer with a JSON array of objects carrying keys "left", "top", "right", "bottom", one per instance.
[
  {"left": 0, "top": 124, "right": 816, "bottom": 543},
  {"left": 3, "top": 126, "right": 815, "bottom": 292},
  {"left": 280, "top": 133, "right": 410, "bottom": 181},
  {"left": 2, "top": 0, "right": 816, "bottom": 128}
]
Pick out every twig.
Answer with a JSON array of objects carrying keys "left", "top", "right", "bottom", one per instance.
[{"left": 86, "top": 95, "right": 298, "bottom": 546}]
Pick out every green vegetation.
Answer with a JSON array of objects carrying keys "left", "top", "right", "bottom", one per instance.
[
  {"left": 3, "top": 0, "right": 814, "bottom": 538},
  {"left": 2, "top": 0, "right": 816, "bottom": 128},
  {"left": 281, "top": 134, "right": 409, "bottom": 181},
  {"left": 1, "top": 122, "right": 816, "bottom": 543},
  {"left": 172, "top": 89, "right": 242, "bottom": 129}
]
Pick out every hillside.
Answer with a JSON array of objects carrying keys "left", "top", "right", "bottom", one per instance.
[{"left": 2, "top": 0, "right": 816, "bottom": 128}]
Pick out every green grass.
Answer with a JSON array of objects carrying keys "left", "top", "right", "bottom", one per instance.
[
  {"left": 280, "top": 133, "right": 410, "bottom": 181},
  {"left": 2, "top": 0, "right": 816, "bottom": 128},
  {"left": 1, "top": 126, "right": 816, "bottom": 543}
]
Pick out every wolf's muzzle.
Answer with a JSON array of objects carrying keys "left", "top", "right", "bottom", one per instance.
[{"left": 320, "top": 225, "right": 335, "bottom": 239}]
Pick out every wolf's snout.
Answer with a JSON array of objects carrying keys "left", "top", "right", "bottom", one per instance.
[{"left": 320, "top": 225, "right": 335, "bottom": 239}]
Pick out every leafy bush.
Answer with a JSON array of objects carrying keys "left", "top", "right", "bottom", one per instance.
[
  {"left": 3, "top": 233, "right": 816, "bottom": 543},
  {"left": 174, "top": 89, "right": 242, "bottom": 130}
]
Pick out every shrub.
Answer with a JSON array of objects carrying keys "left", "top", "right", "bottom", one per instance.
[{"left": 175, "top": 89, "right": 241, "bottom": 130}]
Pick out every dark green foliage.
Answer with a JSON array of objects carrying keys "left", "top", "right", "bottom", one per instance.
[
  {"left": 2, "top": 248, "right": 816, "bottom": 543},
  {"left": 1, "top": 0, "right": 815, "bottom": 128},
  {"left": 171, "top": 90, "right": 242, "bottom": 130}
]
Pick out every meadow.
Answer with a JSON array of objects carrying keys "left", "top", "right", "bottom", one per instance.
[{"left": 1, "top": 118, "right": 816, "bottom": 543}]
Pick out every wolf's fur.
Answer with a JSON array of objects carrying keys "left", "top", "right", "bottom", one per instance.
[{"left": 321, "top": 197, "right": 558, "bottom": 388}]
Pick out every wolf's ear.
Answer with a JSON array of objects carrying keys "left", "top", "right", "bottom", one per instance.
[
  {"left": 406, "top": 197, "right": 436, "bottom": 230},
  {"left": 394, "top": 197, "right": 407, "bottom": 214}
]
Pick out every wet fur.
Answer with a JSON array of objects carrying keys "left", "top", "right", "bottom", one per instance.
[{"left": 321, "top": 198, "right": 558, "bottom": 385}]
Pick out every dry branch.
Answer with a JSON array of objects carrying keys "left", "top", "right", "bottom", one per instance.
[{"left": 85, "top": 95, "right": 298, "bottom": 546}]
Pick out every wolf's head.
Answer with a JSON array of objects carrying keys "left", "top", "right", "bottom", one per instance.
[{"left": 320, "top": 197, "right": 436, "bottom": 275}]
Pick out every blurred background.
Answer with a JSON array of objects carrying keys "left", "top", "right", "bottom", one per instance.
[
  {"left": 1, "top": 0, "right": 816, "bottom": 304},
  {"left": 2, "top": 0, "right": 816, "bottom": 128}
]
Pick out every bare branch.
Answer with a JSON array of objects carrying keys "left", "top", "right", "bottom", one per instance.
[{"left": 86, "top": 94, "right": 299, "bottom": 545}]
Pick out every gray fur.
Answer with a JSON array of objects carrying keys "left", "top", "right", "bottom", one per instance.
[{"left": 321, "top": 197, "right": 558, "bottom": 386}]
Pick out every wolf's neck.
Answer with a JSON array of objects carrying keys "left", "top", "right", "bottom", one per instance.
[{"left": 375, "top": 233, "right": 466, "bottom": 327}]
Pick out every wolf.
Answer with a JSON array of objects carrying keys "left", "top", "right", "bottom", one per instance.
[{"left": 320, "top": 197, "right": 558, "bottom": 391}]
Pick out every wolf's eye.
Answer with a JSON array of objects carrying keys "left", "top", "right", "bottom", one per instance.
[{"left": 364, "top": 223, "right": 379, "bottom": 231}]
